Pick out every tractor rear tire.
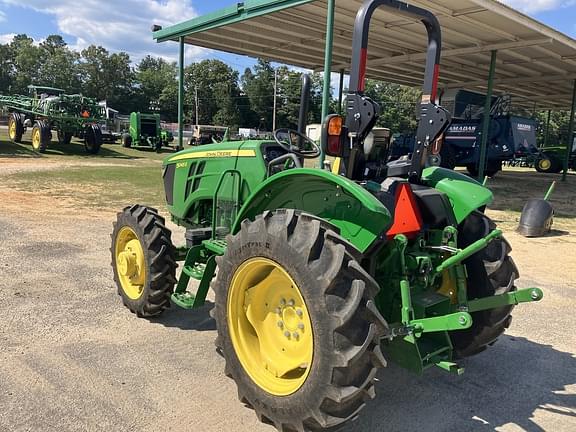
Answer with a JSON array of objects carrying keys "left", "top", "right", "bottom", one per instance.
[
  {"left": 122, "top": 133, "right": 132, "bottom": 148},
  {"left": 8, "top": 113, "right": 24, "bottom": 143},
  {"left": 212, "top": 209, "right": 388, "bottom": 432},
  {"left": 111, "top": 205, "right": 176, "bottom": 317},
  {"left": 450, "top": 211, "right": 518, "bottom": 358},
  {"left": 31, "top": 120, "right": 51, "bottom": 153},
  {"left": 85, "top": 125, "right": 103, "bottom": 154}
]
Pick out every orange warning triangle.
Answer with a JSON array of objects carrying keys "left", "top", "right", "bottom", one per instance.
[{"left": 386, "top": 183, "right": 422, "bottom": 239}]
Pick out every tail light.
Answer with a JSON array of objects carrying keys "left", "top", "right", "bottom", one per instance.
[{"left": 322, "top": 114, "right": 346, "bottom": 157}]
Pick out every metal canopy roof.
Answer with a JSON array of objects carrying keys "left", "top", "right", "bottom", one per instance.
[{"left": 154, "top": 0, "right": 576, "bottom": 110}]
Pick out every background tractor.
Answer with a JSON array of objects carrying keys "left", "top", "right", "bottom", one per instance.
[
  {"left": 121, "top": 112, "right": 174, "bottom": 152},
  {"left": 535, "top": 134, "right": 576, "bottom": 173},
  {"left": 111, "top": 1, "right": 543, "bottom": 430},
  {"left": 2, "top": 85, "right": 105, "bottom": 154}
]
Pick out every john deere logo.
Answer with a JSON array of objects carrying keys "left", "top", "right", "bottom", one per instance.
[{"left": 207, "top": 151, "right": 233, "bottom": 157}]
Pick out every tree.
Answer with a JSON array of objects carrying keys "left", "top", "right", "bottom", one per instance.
[
  {"left": 9, "top": 34, "right": 43, "bottom": 94},
  {"left": 242, "top": 58, "right": 275, "bottom": 130},
  {"left": 0, "top": 42, "right": 12, "bottom": 94},
  {"left": 364, "top": 80, "right": 421, "bottom": 133},
  {"left": 274, "top": 67, "right": 324, "bottom": 129},
  {"left": 184, "top": 59, "right": 241, "bottom": 127},
  {"left": 79, "top": 46, "right": 136, "bottom": 112},
  {"left": 136, "top": 56, "right": 178, "bottom": 121},
  {"left": 37, "top": 35, "right": 81, "bottom": 92}
]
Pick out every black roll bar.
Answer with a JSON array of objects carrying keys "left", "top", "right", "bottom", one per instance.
[
  {"left": 348, "top": 0, "right": 441, "bottom": 101},
  {"left": 346, "top": 0, "right": 450, "bottom": 183}
]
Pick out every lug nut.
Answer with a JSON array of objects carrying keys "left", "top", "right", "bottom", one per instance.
[
  {"left": 293, "top": 332, "right": 299, "bottom": 340},
  {"left": 280, "top": 298, "right": 286, "bottom": 306},
  {"left": 298, "top": 323, "right": 304, "bottom": 330},
  {"left": 275, "top": 308, "right": 282, "bottom": 314},
  {"left": 284, "top": 331, "right": 291, "bottom": 338},
  {"left": 277, "top": 321, "right": 284, "bottom": 328},
  {"left": 288, "top": 299, "right": 295, "bottom": 306},
  {"left": 296, "top": 309, "right": 303, "bottom": 317}
]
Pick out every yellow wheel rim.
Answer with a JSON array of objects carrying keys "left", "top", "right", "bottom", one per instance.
[
  {"left": 32, "top": 128, "right": 41, "bottom": 150},
  {"left": 539, "top": 159, "right": 551, "bottom": 170},
  {"left": 227, "top": 257, "right": 313, "bottom": 396},
  {"left": 8, "top": 119, "right": 16, "bottom": 140},
  {"left": 114, "top": 226, "right": 147, "bottom": 300}
]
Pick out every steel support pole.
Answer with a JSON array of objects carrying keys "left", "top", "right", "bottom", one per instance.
[
  {"left": 337, "top": 69, "right": 345, "bottom": 115},
  {"left": 178, "top": 37, "right": 185, "bottom": 150},
  {"left": 319, "top": 0, "right": 335, "bottom": 167},
  {"left": 562, "top": 79, "right": 576, "bottom": 181},
  {"left": 478, "top": 50, "right": 497, "bottom": 181},
  {"left": 543, "top": 109, "right": 551, "bottom": 148}
]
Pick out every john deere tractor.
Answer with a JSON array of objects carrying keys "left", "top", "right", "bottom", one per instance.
[{"left": 111, "top": 1, "right": 543, "bottom": 430}]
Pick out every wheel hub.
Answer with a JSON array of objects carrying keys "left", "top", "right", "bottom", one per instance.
[
  {"left": 9, "top": 121, "right": 16, "bottom": 139},
  {"left": 540, "top": 159, "right": 551, "bottom": 170},
  {"left": 228, "top": 257, "right": 313, "bottom": 396},
  {"left": 114, "top": 227, "right": 147, "bottom": 300},
  {"left": 117, "top": 251, "right": 137, "bottom": 278}
]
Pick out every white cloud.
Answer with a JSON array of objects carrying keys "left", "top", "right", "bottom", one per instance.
[
  {"left": 0, "top": 10, "right": 5, "bottom": 22},
  {"left": 0, "top": 33, "right": 15, "bottom": 44},
  {"left": 499, "top": 0, "right": 574, "bottom": 13},
  {"left": 0, "top": 0, "right": 207, "bottom": 64}
]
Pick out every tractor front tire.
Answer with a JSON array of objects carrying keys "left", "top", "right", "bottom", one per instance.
[
  {"left": 122, "top": 133, "right": 132, "bottom": 148},
  {"left": 85, "top": 125, "right": 103, "bottom": 154},
  {"left": 212, "top": 210, "right": 388, "bottom": 431},
  {"left": 31, "top": 120, "right": 51, "bottom": 153},
  {"left": 8, "top": 113, "right": 24, "bottom": 143},
  {"left": 111, "top": 205, "right": 177, "bottom": 317},
  {"left": 535, "top": 153, "right": 561, "bottom": 173},
  {"left": 450, "top": 211, "right": 518, "bottom": 358}
]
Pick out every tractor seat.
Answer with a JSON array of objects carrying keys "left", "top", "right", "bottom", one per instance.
[{"left": 385, "top": 158, "right": 412, "bottom": 178}]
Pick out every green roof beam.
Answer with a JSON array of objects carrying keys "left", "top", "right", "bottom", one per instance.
[{"left": 153, "top": 0, "right": 316, "bottom": 43}]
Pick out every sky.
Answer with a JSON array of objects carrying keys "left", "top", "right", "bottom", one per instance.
[{"left": 0, "top": 0, "right": 575, "bottom": 76}]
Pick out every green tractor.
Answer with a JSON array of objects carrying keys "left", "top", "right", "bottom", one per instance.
[
  {"left": 111, "top": 1, "right": 543, "bottom": 430},
  {"left": 2, "top": 85, "right": 105, "bottom": 154},
  {"left": 534, "top": 136, "right": 576, "bottom": 173},
  {"left": 121, "top": 112, "right": 175, "bottom": 152}
]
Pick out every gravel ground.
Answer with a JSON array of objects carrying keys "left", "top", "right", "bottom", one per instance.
[{"left": 0, "top": 155, "right": 574, "bottom": 432}]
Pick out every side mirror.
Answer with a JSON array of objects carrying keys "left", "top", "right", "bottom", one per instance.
[{"left": 321, "top": 114, "right": 348, "bottom": 158}]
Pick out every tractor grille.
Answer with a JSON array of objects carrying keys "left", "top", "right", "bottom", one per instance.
[{"left": 163, "top": 164, "right": 175, "bottom": 205}]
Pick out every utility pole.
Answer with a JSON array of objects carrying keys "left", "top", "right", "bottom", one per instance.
[
  {"left": 195, "top": 87, "right": 199, "bottom": 127},
  {"left": 272, "top": 69, "right": 278, "bottom": 131}
]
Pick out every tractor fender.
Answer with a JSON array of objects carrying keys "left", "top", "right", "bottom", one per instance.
[
  {"left": 421, "top": 167, "right": 493, "bottom": 223},
  {"left": 232, "top": 168, "right": 391, "bottom": 253}
]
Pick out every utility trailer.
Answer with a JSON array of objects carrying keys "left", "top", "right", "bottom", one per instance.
[
  {"left": 1, "top": 85, "right": 105, "bottom": 154},
  {"left": 392, "top": 90, "right": 541, "bottom": 177}
]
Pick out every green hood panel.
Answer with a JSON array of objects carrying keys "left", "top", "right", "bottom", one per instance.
[
  {"left": 422, "top": 167, "right": 493, "bottom": 223},
  {"left": 233, "top": 169, "right": 391, "bottom": 253}
]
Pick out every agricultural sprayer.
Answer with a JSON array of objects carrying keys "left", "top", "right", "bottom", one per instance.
[
  {"left": 1, "top": 85, "right": 105, "bottom": 153},
  {"left": 111, "top": 1, "right": 543, "bottom": 430}
]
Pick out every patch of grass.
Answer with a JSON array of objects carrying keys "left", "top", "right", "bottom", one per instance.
[
  {"left": 0, "top": 128, "right": 176, "bottom": 162},
  {"left": 5, "top": 164, "right": 167, "bottom": 210}
]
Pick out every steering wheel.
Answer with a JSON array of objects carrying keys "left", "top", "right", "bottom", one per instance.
[{"left": 273, "top": 129, "right": 321, "bottom": 159}]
